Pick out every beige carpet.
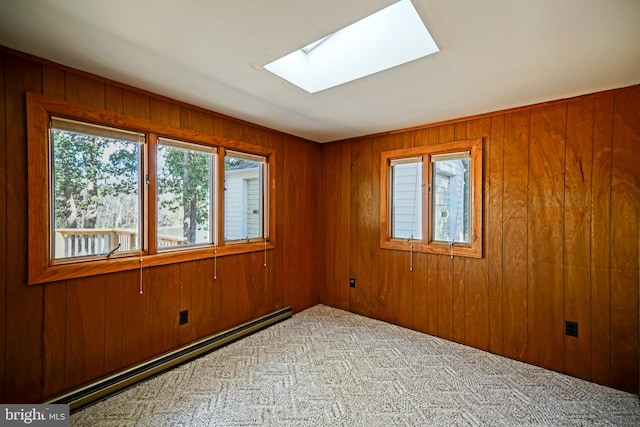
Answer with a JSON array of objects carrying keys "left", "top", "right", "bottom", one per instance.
[{"left": 72, "top": 304, "right": 640, "bottom": 426}]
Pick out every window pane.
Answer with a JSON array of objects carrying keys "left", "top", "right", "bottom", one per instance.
[
  {"left": 391, "top": 160, "right": 422, "bottom": 240},
  {"left": 51, "top": 122, "right": 142, "bottom": 260},
  {"left": 224, "top": 153, "right": 265, "bottom": 241},
  {"left": 157, "top": 139, "right": 213, "bottom": 249},
  {"left": 432, "top": 157, "right": 470, "bottom": 243}
]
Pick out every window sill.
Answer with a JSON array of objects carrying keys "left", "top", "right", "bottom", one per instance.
[
  {"left": 381, "top": 239, "right": 481, "bottom": 258},
  {"left": 28, "top": 242, "right": 276, "bottom": 285}
]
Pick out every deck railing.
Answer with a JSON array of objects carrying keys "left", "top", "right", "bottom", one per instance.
[{"left": 55, "top": 228, "right": 187, "bottom": 258}]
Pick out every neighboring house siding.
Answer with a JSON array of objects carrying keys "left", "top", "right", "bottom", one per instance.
[
  {"left": 225, "top": 167, "right": 261, "bottom": 240},
  {"left": 392, "top": 162, "right": 422, "bottom": 239},
  {"left": 433, "top": 159, "right": 466, "bottom": 242}
]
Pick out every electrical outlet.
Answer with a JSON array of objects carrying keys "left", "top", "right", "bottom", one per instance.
[
  {"left": 565, "top": 321, "right": 578, "bottom": 337},
  {"left": 179, "top": 310, "right": 189, "bottom": 325},
  {"left": 350, "top": 278, "right": 356, "bottom": 288}
]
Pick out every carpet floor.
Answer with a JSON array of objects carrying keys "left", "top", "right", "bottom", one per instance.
[{"left": 72, "top": 304, "right": 640, "bottom": 426}]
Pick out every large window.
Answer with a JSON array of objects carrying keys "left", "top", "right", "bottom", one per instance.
[
  {"left": 27, "top": 94, "right": 275, "bottom": 284},
  {"left": 380, "top": 139, "right": 482, "bottom": 258},
  {"left": 51, "top": 118, "right": 144, "bottom": 260}
]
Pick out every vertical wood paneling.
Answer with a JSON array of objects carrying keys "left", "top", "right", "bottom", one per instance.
[
  {"left": 148, "top": 265, "right": 181, "bottom": 356},
  {"left": 179, "top": 262, "right": 196, "bottom": 345},
  {"left": 65, "top": 72, "right": 104, "bottom": 108},
  {"left": 121, "top": 268, "right": 151, "bottom": 366},
  {"left": 218, "top": 256, "right": 239, "bottom": 330},
  {"left": 105, "top": 85, "right": 123, "bottom": 113},
  {"left": 350, "top": 139, "right": 373, "bottom": 316},
  {"left": 243, "top": 251, "right": 268, "bottom": 320},
  {"left": 273, "top": 133, "right": 287, "bottom": 310},
  {"left": 234, "top": 255, "right": 253, "bottom": 323},
  {"left": 0, "top": 54, "right": 6, "bottom": 402},
  {"left": 610, "top": 86, "right": 640, "bottom": 392},
  {"left": 339, "top": 141, "right": 352, "bottom": 311},
  {"left": 464, "top": 117, "right": 491, "bottom": 351},
  {"left": 64, "top": 276, "right": 106, "bottom": 390},
  {"left": 151, "top": 99, "right": 181, "bottom": 127},
  {"left": 192, "top": 259, "right": 218, "bottom": 337},
  {"left": 4, "top": 55, "right": 42, "bottom": 403},
  {"left": 502, "top": 110, "right": 529, "bottom": 362},
  {"left": 527, "top": 104, "right": 566, "bottom": 372},
  {"left": 42, "top": 282, "right": 66, "bottom": 398},
  {"left": 43, "top": 65, "right": 65, "bottom": 99},
  {"left": 590, "top": 93, "right": 614, "bottom": 386},
  {"left": 282, "top": 137, "right": 320, "bottom": 312},
  {"left": 322, "top": 143, "right": 341, "bottom": 308},
  {"left": 104, "top": 272, "right": 124, "bottom": 375},
  {"left": 123, "top": 90, "right": 150, "bottom": 119},
  {"left": 488, "top": 115, "right": 504, "bottom": 355},
  {"left": 564, "top": 98, "right": 594, "bottom": 380},
  {"left": 371, "top": 136, "right": 386, "bottom": 320}
]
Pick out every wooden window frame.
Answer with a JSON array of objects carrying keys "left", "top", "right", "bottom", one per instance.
[
  {"left": 380, "top": 139, "right": 483, "bottom": 258},
  {"left": 27, "top": 93, "right": 276, "bottom": 284}
]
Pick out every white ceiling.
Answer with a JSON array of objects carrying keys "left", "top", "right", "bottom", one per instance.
[{"left": 0, "top": 0, "right": 638, "bottom": 143}]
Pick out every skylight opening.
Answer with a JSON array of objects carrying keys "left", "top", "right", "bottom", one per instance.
[{"left": 264, "top": 0, "right": 439, "bottom": 93}]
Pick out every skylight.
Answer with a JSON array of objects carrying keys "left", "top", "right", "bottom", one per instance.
[{"left": 264, "top": 0, "right": 439, "bottom": 94}]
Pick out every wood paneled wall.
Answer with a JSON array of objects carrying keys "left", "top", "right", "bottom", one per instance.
[
  {"left": 0, "top": 50, "right": 321, "bottom": 403},
  {"left": 1, "top": 46, "right": 638, "bottom": 403},
  {"left": 320, "top": 85, "right": 640, "bottom": 393}
]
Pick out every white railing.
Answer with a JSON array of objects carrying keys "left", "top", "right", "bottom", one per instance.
[{"left": 55, "top": 228, "right": 187, "bottom": 258}]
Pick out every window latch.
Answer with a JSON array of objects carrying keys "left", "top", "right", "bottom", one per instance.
[{"left": 145, "top": 173, "right": 150, "bottom": 185}]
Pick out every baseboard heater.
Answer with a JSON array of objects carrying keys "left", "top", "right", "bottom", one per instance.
[{"left": 43, "top": 306, "right": 292, "bottom": 412}]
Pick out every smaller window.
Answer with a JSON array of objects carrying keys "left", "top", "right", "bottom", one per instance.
[
  {"left": 157, "top": 137, "right": 216, "bottom": 250},
  {"left": 431, "top": 152, "right": 470, "bottom": 244},
  {"left": 391, "top": 157, "right": 423, "bottom": 240},
  {"left": 380, "top": 139, "right": 482, "bottom": 258},
  {"left": 224, "top": 151, "right": 267, "bottom": 242}
]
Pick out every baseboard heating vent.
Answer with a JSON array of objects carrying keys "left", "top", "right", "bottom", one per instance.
[{"left": 43, "top": 306, "right": 292, "bottom": 412}]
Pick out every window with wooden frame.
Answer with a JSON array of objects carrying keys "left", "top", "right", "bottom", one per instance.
[
  {"left": 224, "top": 151, "right": 268, "bottom": 243},
  {"left": 27, "top": 93, "right": 275, "bottom": 284},
  {"left": 380, "top": 139, "right": 482, "bottom": 258}
]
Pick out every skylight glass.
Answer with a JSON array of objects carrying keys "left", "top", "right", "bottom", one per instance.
[{"left": 264, "top": 0, "right": 439, "bottom": 93}]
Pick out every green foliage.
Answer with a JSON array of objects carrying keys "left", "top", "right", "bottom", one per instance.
[
  {"left": 224, "top": 156, "right": 250, "bottom": 168},
  {"left": 52, "top": 130, "right": 139, "bottom": 229},
  {"left": 158, "top": 146, "right": 211, "bottom": 243}
]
